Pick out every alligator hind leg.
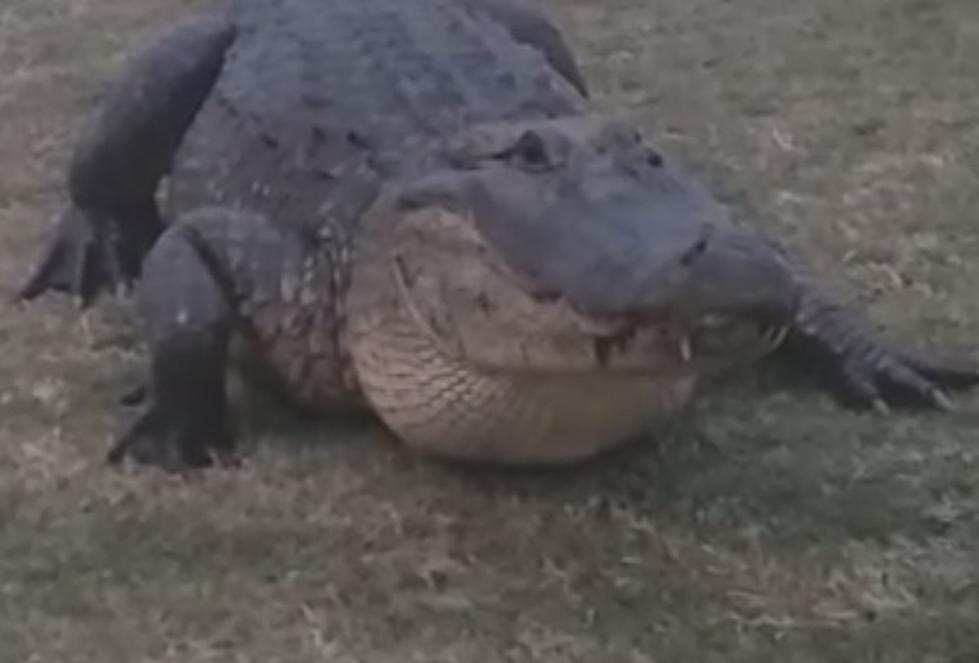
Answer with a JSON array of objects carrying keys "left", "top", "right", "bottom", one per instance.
[
  {"left": 16, "top": 15, "right": 237, "bottom": 307},
  {"left": 107, "top": 220, "right": 237, "bottom": 470}
]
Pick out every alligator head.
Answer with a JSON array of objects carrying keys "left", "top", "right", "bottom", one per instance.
[{"left": 346, "top": 115, "right": 801, "bottom": 463}]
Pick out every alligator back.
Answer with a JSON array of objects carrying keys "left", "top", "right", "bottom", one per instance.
[{"left": 168, "top": 0, "right": 587, "bottom": 237}]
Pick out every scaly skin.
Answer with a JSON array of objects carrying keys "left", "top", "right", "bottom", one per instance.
[{"left": 15, "top": 0, "right": 978, "bottom": 471}]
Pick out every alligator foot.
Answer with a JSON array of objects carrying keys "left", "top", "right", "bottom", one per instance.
[
  {"left": 107, "top": 334, "right": 236, "bottom": 471},
  {"left": 786, "top": 297, "right": 979, "bottom": 411},
  {"left": 15, "top": 208, "right": 133, "bottom": 307},
  {"left": 105, "top": 210, "right": 249, "bottom": 472},
  {"left": 17, "top": 16, "right": 236, "bottom": 309},
  {"left": 107, "top": 398, "right": 236, "bottom": 471},
  {"left": 831, "top": 343, "right": 978, "bottom": 412}
]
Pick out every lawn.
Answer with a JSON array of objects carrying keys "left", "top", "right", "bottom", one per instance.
[{"left": 1, "top": 0, "right": 977, "bottom": 661}]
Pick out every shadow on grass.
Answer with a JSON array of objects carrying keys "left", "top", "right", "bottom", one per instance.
[{"left": 238, "top": 361, "right": 979, "bottom": 555}]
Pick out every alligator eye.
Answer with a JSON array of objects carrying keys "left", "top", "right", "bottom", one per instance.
[{"left": 495, "top": 130, "right": 553, "bottom": 172}]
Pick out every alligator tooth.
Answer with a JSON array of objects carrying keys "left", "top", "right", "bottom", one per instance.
[
  {"left": 679, "top": 337, "right": 692, "bottom": 362},
  {"left": 770, "top": 326, "right": 789, "bottom": 347},
  {"left": 759, "top": 325, "right": 789, "bottom": 349},
  {"left": 698, "top": 313, "right": 730, "bottom": 329}
]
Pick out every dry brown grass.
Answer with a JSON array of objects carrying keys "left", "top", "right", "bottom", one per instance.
[{"left": 1, "top": 0, "right": 977, "bottom": 661}]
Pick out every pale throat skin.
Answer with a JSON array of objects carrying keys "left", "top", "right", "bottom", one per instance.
[
  {"left": 345, "top": 203, "right": 709, "bottom": 465},
  {"left": 341, "top": 118, "right": 798, "bottom": 464}
]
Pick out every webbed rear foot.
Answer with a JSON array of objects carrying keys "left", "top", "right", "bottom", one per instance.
[
  {"left": 14, "top": 208, "right": 147, "bottom": 307},
  {"left": 16, "top": 15, "right": 236, "bottom": 309}
]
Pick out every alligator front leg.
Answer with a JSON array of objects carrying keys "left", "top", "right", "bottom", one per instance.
[
  {"left": 779, "top": 254, "right": 978, "bottom": 411},
  {"left": 107, "top": 205, "right": 330, "bottom": 471},
  {"left": 16, "top": 15, "right": 236, "bottom": 307},
  {"left": 106, "top": 217, "right": 239, "bottom": 470}
]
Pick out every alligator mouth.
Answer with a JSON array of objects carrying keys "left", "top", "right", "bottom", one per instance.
[
  {"left": 583, "top": 308, "right": 791, "bottom": 376},
  {"left": 674, "top": 312, "right": 790, "bottom": 366},
  {"left": 385, "top": 240, "right": 793, "bottom": 377}
]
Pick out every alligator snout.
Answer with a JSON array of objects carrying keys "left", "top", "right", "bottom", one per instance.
[{"left": 668, "top": 225, "right": 800, "bottom": 329}]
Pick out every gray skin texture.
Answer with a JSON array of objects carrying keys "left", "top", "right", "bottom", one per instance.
[{"left": 14, "top": 0, "right": 978, "bottom": 471}]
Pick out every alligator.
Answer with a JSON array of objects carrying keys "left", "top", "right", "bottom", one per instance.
[{"left": 15, "top": 0, "right": 978, "bottom": 471}]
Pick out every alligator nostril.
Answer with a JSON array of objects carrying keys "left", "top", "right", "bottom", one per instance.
[
  {"left": 680, "top": 236, "right": 709, "bottom": 267},
  {"left": 645, "top": 148, "right": 664, "bottom": 168}
]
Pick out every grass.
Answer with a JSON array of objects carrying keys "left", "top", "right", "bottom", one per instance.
[{"left": 1, "top": 0, "right": 977, "bottom": 660}]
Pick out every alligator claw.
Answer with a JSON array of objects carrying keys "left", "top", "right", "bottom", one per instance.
[
  {"left": 119, "top": 384, "right": 148, "bottom": 407},
  {"left": 830, "top": 341, "right": 977, "bottom": 412},
  {"left": 15, "top": 209, "right": 135, "bottom": 308},
  {"left": 782, "top": 288, "right": 978, "bottom": 412},
  {"left": 107, "top": 397, "right": 237, "bottom": 472},
  {"left": 897, "top": 349, "right": 979, "bottom": 392}
]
